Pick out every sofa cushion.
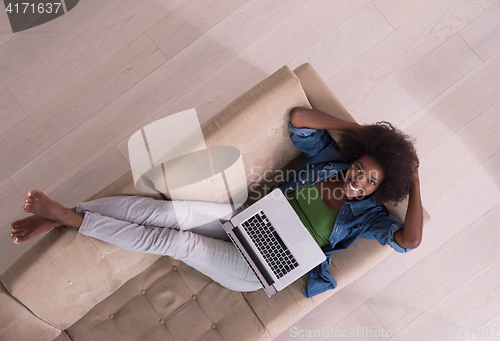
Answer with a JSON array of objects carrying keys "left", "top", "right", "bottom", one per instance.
[
  {"left": 0, "top": 224, "right": 161, "bottom": 330},
  {"left": 66, "top": 257, "right": 271, "bottom": 341},
  {"left": 0, "top": 281, "right": 61, "bottom": 341}
]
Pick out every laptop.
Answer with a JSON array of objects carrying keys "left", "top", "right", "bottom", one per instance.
[{"left": 221, "top": 188, "right": 326, "bottom": 297}]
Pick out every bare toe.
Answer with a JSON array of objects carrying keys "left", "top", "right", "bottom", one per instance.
[
  {"left": 12, "top": 228, "right": 27, "bottom": 238},
  {"left": 12, "top": 216, "right": 34, "bottom": 228},
  {"left": 25, "top": 189, "right": 37, "bottom": 198},
  {"left": 10, "top": 215, "right": 60, "bottom": 245},
  {"left": 10, "top": 220, "right": 23, "bottom": 230},
  {"left": 11, "top": 231, "right": 24, "bottom": 244},
  {"left": 12, "top": 234, "right": 29, "bottom": 244}
]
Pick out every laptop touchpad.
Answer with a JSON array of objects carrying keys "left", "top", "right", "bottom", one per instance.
[{"left": 281, "top": 216, "right": 306, "bottom": 245}]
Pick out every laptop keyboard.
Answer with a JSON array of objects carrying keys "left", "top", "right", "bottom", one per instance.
[{"left": 241, "top": 210, "right": 299, "bottom": 279}]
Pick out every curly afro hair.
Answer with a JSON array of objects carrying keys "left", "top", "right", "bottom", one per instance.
[{"left": 336, "top": 122, "right": 417, "bottom": 204}]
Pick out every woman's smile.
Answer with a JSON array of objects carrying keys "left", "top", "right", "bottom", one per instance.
[{"left": 342, "top": 155, "right": 385, "bottom": 199}]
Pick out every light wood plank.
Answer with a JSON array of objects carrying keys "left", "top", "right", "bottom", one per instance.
[
  {"left": 462, "top": 312, "right": 500, "bottom": 340},
  {"left": 460, "top": 2, "right": 500, "bottom": 61},
  {"left": 327, "top": 0, "right": 498, "bottom": 112},
  {"left": 398, "top": 50, "right": 500, "bottom": 158},
  {"left": 367, "top": 200, "right": 500, "bottom": 332},
  {"left": 351, "top": 34, "right": 481, "bottom": 126},
  {"left": 0, "top": 1, "right": 16, "bottom": 47},
  {"left": 0, "top": 0, "right": 125, "bottom": 90},
  {"left": 8, "top": 0, "right": 310, "bottom": 193},
  {"left": 386, "top": 252, "right": 500, "bottom": 340},
  {"left": 0, "top": 88, "right": 26, "bottom": 137},
  {"left": 273, "top": 278, "right": 381, "bottom": 341},
  {"left": 420, "top": 153, "right": 500, "bottom": 255},
  {"left": 179, "top": 0, "right": 372, "bottom": 121},
  {"left": 419, "top": 100, "right": 500, "bottom": 203},
  {"left": 289, "top": 3, "right": 394, "bottom": 81},
  {"left": 372, "top": 0, "right": 437, "bottom": 29},
  {"left": 48, "top": 147, "right": 130, "bottom": 208},
  {"left": 8, "top": 0, "right": 186, "bottom": 115},
  {"left": 148, "top": 0, "right": 249, "bottom": 60},
  {"left": 0, "top": 179, "right": 24, "bottom": 230},
  {"left": 0, "top": 179, "right": 31, "bottom": 275},
  {"left": 0, "top": 33, "right": 166, "bottom": 184},
  {"left": 116, "top": 0, "right": 373, "bottom": 160},
  {"left": 317, "top": 304, "right": 388, "bottom": 341}
]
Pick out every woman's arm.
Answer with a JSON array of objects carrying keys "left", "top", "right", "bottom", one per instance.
[
  {"left": 290, "top": 107, "right": 361, "bottom": 131},
  {"left": 394, "top": 170, "right": 423, "bottom": 249}
]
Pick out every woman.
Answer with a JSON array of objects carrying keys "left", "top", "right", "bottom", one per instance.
[{"left": 10, "top": 108, "right": 422, "bottom": 297}]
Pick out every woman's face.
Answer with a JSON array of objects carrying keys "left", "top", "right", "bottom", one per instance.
[{"left": 342, "top": 155, "right": 385, "bottom": 199}]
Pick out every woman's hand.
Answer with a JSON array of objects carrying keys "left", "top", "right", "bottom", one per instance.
[{"left": 290, "top": 107, "right": 361, "bottom": 131}]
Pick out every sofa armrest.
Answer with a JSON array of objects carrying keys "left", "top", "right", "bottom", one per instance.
[{"left": 293, "top": 63, "right": 355, "bottom": 141}]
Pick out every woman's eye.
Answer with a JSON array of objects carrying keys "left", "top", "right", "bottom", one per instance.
[
  {"left": 370, "top": 180, "right": 375, "bottom": 185},
  {"left": 356, "top": 166, "right": 361, "bottom": 172}
]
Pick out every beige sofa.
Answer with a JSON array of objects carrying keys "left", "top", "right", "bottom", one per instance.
[{"left": 0, "top": 64, "right": 429, "bottom": 341}]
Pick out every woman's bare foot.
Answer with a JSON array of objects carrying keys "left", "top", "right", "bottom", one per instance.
[
  {"left": 23, "top": 190, "right": 83, "bottom": 229},
  {"left": 11, "top": 215, "right": 60, "bottom": 244}
]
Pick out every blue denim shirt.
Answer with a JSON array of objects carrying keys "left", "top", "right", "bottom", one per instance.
[{"left": 276, "top": 123, "right": 410, "bottom": 298}]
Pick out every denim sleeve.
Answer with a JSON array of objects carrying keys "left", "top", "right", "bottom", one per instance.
[
  {"left": 289, "top": 122, "right": 334, "bottom": 158},
  {"left": 302, "top": 255, "right": 337, "bottom": 298},
  {"left": 360, "top": 213, "right": 410, "bottom": 253}
]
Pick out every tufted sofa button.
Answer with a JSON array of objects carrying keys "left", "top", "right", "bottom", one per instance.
[
  {"left": 100, "top": 253, "right": 105, "bottom": 258},
  {"left": 116, "top": 269, "right": 121, "bottom": 273},
  {"left": 159, "top": 319, "right": 165, "bottom": 325},
  {"left": 68, "top": 281, "right": 73, "bottom": 285},
  {"left": 211, "top": 324, "right": 217, "bottom": 330},
  {"left": 141, "top": 290, "right": 146, "bottom": 295},
  {"left": 109, "top": 314, "right": 114, "bottom": 319},
  {"left": 191, "top": 295, "right": 196, "bottom": 300},
  {"left": 172, "top": 266, "right": 178, "bottom": 271},
  {"left": 271, "top": 128, "right": 275, "bottom": 132}
]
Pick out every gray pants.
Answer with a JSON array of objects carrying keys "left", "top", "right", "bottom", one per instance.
[{"left": 76, "top": 196, "right": 261, "bottom": 292}]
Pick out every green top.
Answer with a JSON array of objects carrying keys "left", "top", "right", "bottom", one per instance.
[{"left": 285, "top": 182, "right": 339, "bottom": 248}]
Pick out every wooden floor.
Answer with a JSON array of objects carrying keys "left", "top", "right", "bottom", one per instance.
[{"left": 1, "top": 0, "right": 499, "bottom": 339}]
